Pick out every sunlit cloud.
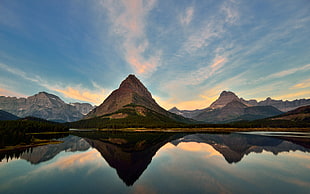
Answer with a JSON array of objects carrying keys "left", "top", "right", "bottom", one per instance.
[
  {"left": 154, "top": 71, "right": 228, "bottom": 110},
  {"left": 177, "top": 142, "right": 222, "bottom": 157},
  {"left": 0, "top": 88, "right": 25, "bottom": 97},
  {"left": 180, "top": 6, "right": 194, "bottom": 26},
  {"left": 0, "top": 62, "right": 107, "bottom": 104},
  {"left": 33, "top": 150, "right": 106, "bottom": 173},
  {"left": 53, "top": 87, "right": 106, "bottom": 105},
  {"left": 291, "top": 79, "right": 310, "bottom": 89},
  {"left": 100, "top": 0, "right": 161, "bottom": 75},
  {"left": 133, "top": 185, "right": 156, "bottom": 194},
  {"left": 154, "top": 95, "right": 209, "bottom": 110},
  {"left": 273, "top": 91, "right": 310, "bottom": 100}
]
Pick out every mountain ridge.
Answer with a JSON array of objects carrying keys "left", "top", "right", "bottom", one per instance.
[
  {"left": 0, "top": 92, "right": 94, "bottom": 122},
  {"left": 170, "top": 91, "right": 309, "bottom": 123},
  {"left": 84, "top": 74, "right": 192, "bottom": 125}
]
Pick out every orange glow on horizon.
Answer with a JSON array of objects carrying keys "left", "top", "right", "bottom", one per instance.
[{"left": 54, "top": 87, "right": 105, "bottom": 105}]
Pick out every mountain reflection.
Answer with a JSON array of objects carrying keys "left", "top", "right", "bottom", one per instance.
[
  {"left": 172, "top": 133, "right": 310, "bottom": 163},
  {"left": 1, "top": 131, "right": 309, "bottom": 186},
  {"left": 77, "top": 132, "right": 179, "bottom": 186}
]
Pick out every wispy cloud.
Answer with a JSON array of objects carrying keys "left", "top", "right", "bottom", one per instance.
[
  {"left": 177, "top": 142, "right": 221, "bottom": 157},
  {"left": 291, "top": 79, "right": 310, "bottom": 89},
  {"left": 260, "top": 64, "right": 310, "bottom": 82},
  {"left": 0, "top": 88, "right": 25, "bottom": 97},
  {"left": 53, "top": 86, "right": 106, "bottom": 104},
  {"left": 0, "top": 63, "right": 41, "bottom": 83},
  {"left": 180, "top": 6, "right": 194, "bottom": 26},
  {"left": 274, "top": 91, "right": 310, "bottom": 100},
  {"left": 221, "top": 0, "right": 240, "bottom": 24},
  {"left": 0, "top": 62, "right": 107, "bottom": 104},
  {"left": 154, "top": 83, "right": 225, "bottom": 110},
  {"left": 180, "top": 1, "right": 239, "bottom": 55},
  {"left": 100, "top": 0, "right": 161, "bottom": 75}
]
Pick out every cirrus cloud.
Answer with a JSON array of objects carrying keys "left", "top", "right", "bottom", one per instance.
[{"left": 100, "top": 0, "right": 161, "bottom": 75}]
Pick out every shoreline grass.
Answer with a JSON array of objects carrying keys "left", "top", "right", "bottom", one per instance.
[{"left": 94, "top": 127, "right": 310, "bottom": 133}]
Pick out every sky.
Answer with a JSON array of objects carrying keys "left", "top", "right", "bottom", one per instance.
[{"left": 0, "top": 0, "right": 309, "bottom": 110}]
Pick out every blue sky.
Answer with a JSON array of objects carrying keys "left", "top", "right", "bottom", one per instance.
[{"left": 0, "top": 0, "right": 309, "bottom": 110}]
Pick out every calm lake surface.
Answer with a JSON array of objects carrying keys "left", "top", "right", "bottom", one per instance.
[{"left": 0, "top": 131, "right": 309, "bottom": 194}]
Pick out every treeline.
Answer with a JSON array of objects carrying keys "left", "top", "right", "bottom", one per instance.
[
  {"left": 68, "top": 111, "right": 310, "bottom": 129},
  {"left": 68, "top": 108, "right": 187, "bottom": 129},
  {"left": 229, "top": 119, "right": 310, "bottom": 128},
  {"left": 0, "top": 119, "right": 69, "bottom": 133},
  {"left": 0, "top": 118, "right": 69, "bottom": 148}
]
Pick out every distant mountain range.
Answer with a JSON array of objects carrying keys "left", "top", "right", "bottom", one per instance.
[
  {"left": 0, "top": 92, "right": 95, "bottom": 122},
  {"left": 0, "top": 75, "right": 309, "bottom": 125},
  {"left": 169, "top": 91, "right": 310, "bottom": 123}
]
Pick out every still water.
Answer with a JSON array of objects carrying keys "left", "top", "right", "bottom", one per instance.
[{"left": 0, "top": 131, "right": 309, "bottom": 194}]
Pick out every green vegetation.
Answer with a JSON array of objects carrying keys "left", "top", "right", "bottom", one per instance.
[
  {"left": 69, "top": 107, "right": 188, "bottom": 129},
  {"left": 230, "top": 118, "right": 310, "bottom": 128},
  {"left": 0, "top": 117, "right": 69, "bottom": 148}
]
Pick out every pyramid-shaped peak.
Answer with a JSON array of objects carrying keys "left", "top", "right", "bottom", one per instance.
[
  {"left": 118, "top": 74, "right": 152, "bottom": 98},
  {"left": 220, "top": 91, "right": 238, "bottom": 97},
  {"left": 34, "top": 91, "right": 61, "bottom": 100},
  {"left": 209, "top": 91, "right": 241, "bottom": 109},
  {"left": 120, "top": 74, "right": 144, "bottom": 88},
  {"left": 86, "top": 74, "right": 162, "bottom": 118}
]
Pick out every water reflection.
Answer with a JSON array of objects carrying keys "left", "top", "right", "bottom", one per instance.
[
  {"left": 171, "top": 133, "right": 310, "bottom": 163},
  {"left": 1, "top": 131, "right": 309, "bottom": 190}
]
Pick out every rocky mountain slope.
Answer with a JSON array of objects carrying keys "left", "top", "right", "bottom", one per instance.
[
  {"left": 194, "top": 101, "right": 282, "bottom": 123},
  {"left": 0, "top": 110, "right": 19, "bottom": 120},
  {"left": 0, "top": 92, "right": 94, "bottom": 122},
  {"left": 70, "top": 102, "right": 95, "bottom": 115},
  {"left": 269, "top": 105, "right": 310, "bottom": 123},
  {"left": 83, "top": 74, "right": 192, "bottom": 126},
  {"left": 170, "top": 91, "right": 309, "bottom": 123}
]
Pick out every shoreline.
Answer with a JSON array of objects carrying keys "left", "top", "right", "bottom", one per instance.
[{"left": 94, "top": 127, "right": 310, "bottom": 133}]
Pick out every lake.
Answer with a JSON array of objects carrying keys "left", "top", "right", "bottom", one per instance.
[{"left": 0, "top": 131, "right": 309, "bottom": 194}]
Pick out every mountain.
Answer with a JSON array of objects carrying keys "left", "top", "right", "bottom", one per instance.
[
  {"left": 169, "top": 90, "right": 308, "bottom": 123},
  {"left": 79, "top": 74, "right": 193, "bottom": 128},
  {"left": 230, "top": 105, "right": 310, "bottom": 128},
  {"left": 70, "top": 102, "right": 95, "bottom": 115},
  {"left": 268, "top": 105, "right": 310, "bottom": 123},
  {"left": 170, "top": 91, "right": 310, "bottom": 117},
  {"left": 0, "top": 110, "right": 19, "bottom": 120},
  {"left": 169, "top": 107, "right": 205, "bottom": 118},
  {"left": 193, "top": 100, "right": 282, "bottom": 123},
  {"left": 257, "top": 97, "right": 310, "bottom": 112},
  {"left": 86, "top": 74, "right": 169, "bottom": 118},
  {"left": 172, "top": 133, "right": 310, "bottom": 164},
  {"left": 0, "top": 92, "right": 84, "bottom": 122},
  {"left": 209, "top": 91, "right": 241, "bottom": 109}
]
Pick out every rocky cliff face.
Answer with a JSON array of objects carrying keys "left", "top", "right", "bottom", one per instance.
[
  {"left": 85, "top": 74, "right": 181, "bottom": 121},
  {"left": 209, "top": 91, "right": 241, "bottom": 109},
  {"left": 257, "top": 97, "right": 310, "bottom": 112},
  {"left": 193, "top": 100, "right": 282, "bottom": 123},
  {"left": 170, "top": 90, "right": 308, "bottom": 122},
  {"left": 0, "top": 92, "right": 87, "bottom": 122},
  {"left": 70, "top": 103, "right": 95, "bottom": 115}
]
